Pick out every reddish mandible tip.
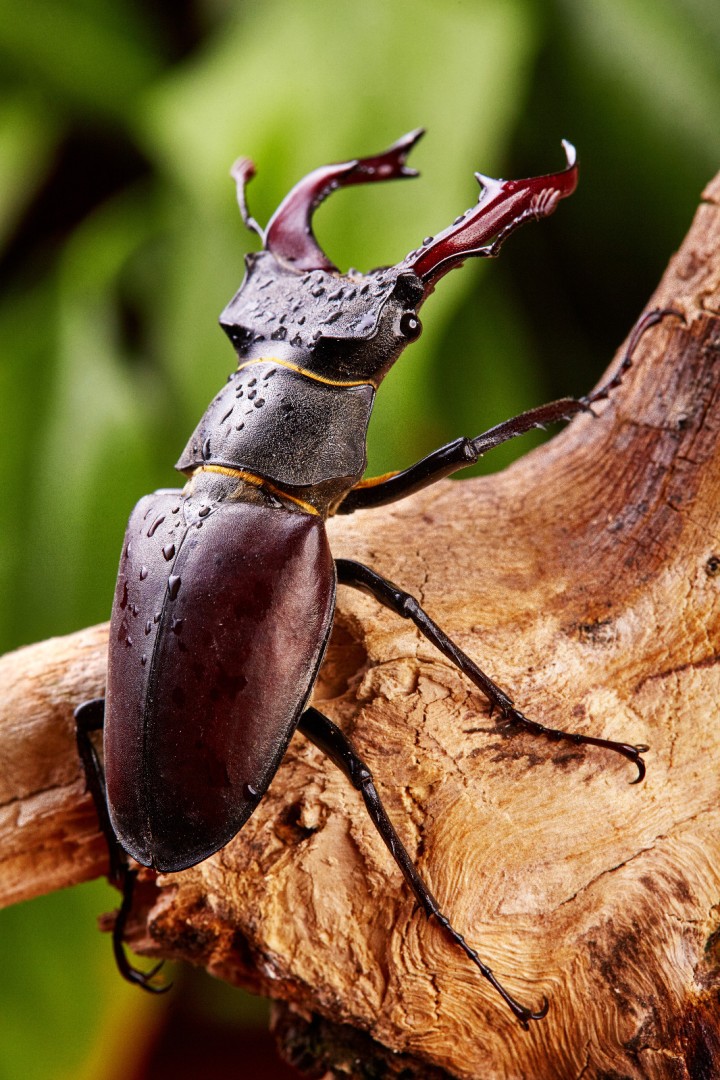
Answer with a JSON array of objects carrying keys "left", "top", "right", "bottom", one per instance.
[
  {"left": 406, "top": 140, "right": 578, "bottom": 284},
  {"left": 263, "top": 129, "right": 425, "bottom": 271}
]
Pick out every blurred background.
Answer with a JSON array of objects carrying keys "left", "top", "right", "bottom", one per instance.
[{"left": 1, "top": 0, "right": 719, "bottom": 1076}]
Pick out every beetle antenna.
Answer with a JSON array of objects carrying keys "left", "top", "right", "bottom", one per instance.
[{"left": 230, "top": 157, "right": 264, "bottom": 241}]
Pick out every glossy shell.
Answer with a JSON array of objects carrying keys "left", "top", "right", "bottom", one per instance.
[{"left": 105, "top": 489, "right": 335, "bottom": 872}]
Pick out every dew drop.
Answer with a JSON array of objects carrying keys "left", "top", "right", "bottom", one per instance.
[
  {"left": 198, "top": 504, "right": 211, "bottom": 518},
  {"left": 125, "top": 636, "right": 133, "bottom": 648},
  {"left": 162, "top": 543, "right": 176, "bottom": 561},
  {"left": 145, "top": 620, "right": 152, "bottom": 635},
  {"left": 147, "top": 515, "right": 165, "bottom": 538},
  {"left": 221, "top": 408, "right": 234, "bottom": 423},
  {"left": 167, "top": 575, "right": 181, "bottom": 600},
  {"left": 244, "top": 783, "right": 259, "bottom": 799},
  {"left": 202, "top": 437, "right": 211, "bottom": 460},
  {"left": 141, "top": 654, "right": 147, "bottom": 666},
  {"left": 154, "top": 612, "right": 161, "bottom": 623},
  {"left": 171, "top": 617, "right": 184, "bottom": 635},
  {"left": 139, "top": 565, "right": 148, "bottom": 581}
]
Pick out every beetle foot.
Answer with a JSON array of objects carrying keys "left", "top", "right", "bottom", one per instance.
[
  {"left": 118, "top": 955, "right": 172, "bottom": 995},
  {"left": 499, "top": 706, "right": 648, "bottom": 783},
  {"left": 112, "top": 867, "right": 173, "bottom": 993},
  {"left": 431, "top": 912, "right": 548, "bottom": 1029},
  {"left": 582, "top": 307, "right": 685, "bottom": 408}
]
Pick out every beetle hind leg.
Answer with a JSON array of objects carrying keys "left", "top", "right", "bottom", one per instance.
[
  {"left": 299, "top": 706, "right": 547, "bottom": 1028},
  {"left": 74, "top": 699, "right": 170, "bottom": 994},
  {"left": 335, "top": 560, "right": 647, "bottom": 782}
]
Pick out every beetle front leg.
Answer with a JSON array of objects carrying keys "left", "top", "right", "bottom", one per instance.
[
  {"left": 337, "top": 308, "right": 682, "bottom": 515},
  {"left": 335, "top": 560, "right": 647, "bottom": 782},
  {"left": 298, "top": 706, "right": 548, "bottom": 1029},
  {"left": 74, "top": 699, "right": 169, "bottom": 994}
]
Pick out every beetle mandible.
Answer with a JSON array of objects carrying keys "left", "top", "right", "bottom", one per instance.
[{"left": 76, "top": 130, "right": 664, "bottom": 1028}]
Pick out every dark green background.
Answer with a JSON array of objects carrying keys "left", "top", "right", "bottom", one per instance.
[{"left": 1, "top": 1, "right": 718, "bottom": 1076}]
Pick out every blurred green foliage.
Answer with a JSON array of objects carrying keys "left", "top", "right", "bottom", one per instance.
[{"left": 1, "top": 0, "right": 718, "bottom": 1076}]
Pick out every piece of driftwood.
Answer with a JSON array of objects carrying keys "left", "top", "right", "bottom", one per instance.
[{"left": 1, "top": 174, "right": 720, "bottom": 1080}]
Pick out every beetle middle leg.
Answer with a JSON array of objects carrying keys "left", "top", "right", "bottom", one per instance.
[
  {"left": 335, "top": 559, "right": 647, "bottom": 782},
  {"left": 298, "top": 705, "right": 548, "bottom": 1029},
  {"left": 74, "top": 698, "right": 169, "bottom": 993}
]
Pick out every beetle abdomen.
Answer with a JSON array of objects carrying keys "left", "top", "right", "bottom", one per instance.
[{"left": 105, "top": 486, "right": 335, "bottom": 872}]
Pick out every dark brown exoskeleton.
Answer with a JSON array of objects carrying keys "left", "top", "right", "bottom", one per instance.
[{"left": 76, "top": 130, "right": 667, "bottom": 1027}]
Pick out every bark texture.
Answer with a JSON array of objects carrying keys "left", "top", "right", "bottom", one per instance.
[{"left": 1, "top": 177, "right": 720, "bottom": 1079}]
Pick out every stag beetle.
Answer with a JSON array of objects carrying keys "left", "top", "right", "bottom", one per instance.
[{"left": 76, "top": 130, "right": 663, "bottom": 1028}]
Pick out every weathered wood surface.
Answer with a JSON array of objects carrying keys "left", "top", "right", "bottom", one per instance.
[{"left": 1, "top": 176, "right": 719, "bottom": 1079}]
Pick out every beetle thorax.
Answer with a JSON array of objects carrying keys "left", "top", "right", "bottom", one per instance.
[{"left": 175, "top": 256, "right": 424, "bottom": 512}]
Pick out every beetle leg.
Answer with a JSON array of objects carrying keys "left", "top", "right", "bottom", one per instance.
[
  {"left": 299, "top": 706, "right": 548, "bottom": 1029},
  {"left": 75, "top": 698, "right": 125, "bottom": 886},
  {"left": 74, "top": 699, "right": 170, "bottom": 994},
  {"left": 111, "top": 868, "right": 170, "bottom": 994},
  {"left": 337, "top": 308, "right": 683, "bottom": 515},
  {"left": 335, "top": 560, "right": 647, "bottom": 782}
]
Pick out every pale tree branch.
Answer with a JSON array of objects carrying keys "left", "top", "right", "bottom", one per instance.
[{"left": 2, "top": 176, "right": 720, "bottom": 1079}]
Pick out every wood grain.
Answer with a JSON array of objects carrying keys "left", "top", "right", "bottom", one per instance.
[{"left": 1, "top": 176, "right": 719, "bottom": 1079}]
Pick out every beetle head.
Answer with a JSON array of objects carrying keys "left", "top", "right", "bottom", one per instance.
[{"left": 220, "top": 132, "right": 577, "bottom": 384}]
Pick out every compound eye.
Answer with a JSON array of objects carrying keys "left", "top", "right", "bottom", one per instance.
[{"left": 399, "top": 312, "right": 422, "bottom": 340}]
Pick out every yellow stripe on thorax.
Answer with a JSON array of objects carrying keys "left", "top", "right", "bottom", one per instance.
[
  {"left": 195, "top": 464, "right": 320, "bottom": 516},
  {"left": 237, "top": 356, "right": 377, "bottom": 390}
]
